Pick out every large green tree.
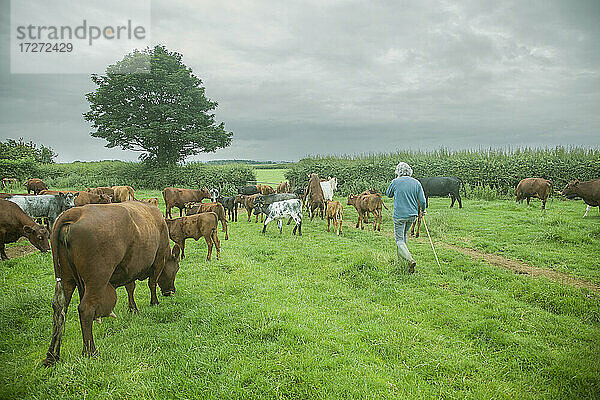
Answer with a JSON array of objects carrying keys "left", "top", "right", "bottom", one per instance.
[{"left": 84, "top": 45, "right": 232, "bottom": 166}]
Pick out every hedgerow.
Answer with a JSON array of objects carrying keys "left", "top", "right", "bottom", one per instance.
[
  {"left": 285, "top": 147, "right": 600, "bottom": 197},
  {"left": 36, "top": 161, "right": 255, "bottom": 194}
]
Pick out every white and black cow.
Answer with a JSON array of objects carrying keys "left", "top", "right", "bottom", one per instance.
[
  {"left": 262, "top": 199, "right": 302, "bottom": 235},
  {"left": 6, "top": 193, "right": 75, "bottom": 228},
  {"left": 320, "top": 177, "right": 338, "bottom": 201}
]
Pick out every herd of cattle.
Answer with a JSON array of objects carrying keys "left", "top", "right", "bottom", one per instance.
[{"left": 0, "top": 174, "right": 598, "bottom": 366}]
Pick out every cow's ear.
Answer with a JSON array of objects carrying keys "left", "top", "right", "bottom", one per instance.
[
  {"left": 171, "top": 244, "right": 181, "bottom": 260},
  {"left": 23, "top": 225, "right": 34, "bottom": 235},
  {"left": 574, "top": 179, "right": 580, "bottom": 185},
  {"left": 74, "top": 192, "right": 80, "bottom": 197}
]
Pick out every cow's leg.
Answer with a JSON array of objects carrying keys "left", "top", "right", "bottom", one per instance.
[
  {"left": 179, "top": 207, "right": 183, "bottom": 217},
  {"left": 450, "top": 194, "right": 456, "bottom": 208},
  {"left": 148, "top": 261, "right": 164, "bottom": 306},
  {"left": 125, "top": 281, "right": 138, "bottom": 312},
  {"left": 213, "top": 230, "right": 220, "bottom": 259},
  {"left": 165, "top": 205, "right": 171, "bottom": 219},
  {"left": 310, "top": 204, "right": 316, "bottom": 221},
  {"left": 287, "top": 217, "right": 293, "bottom": 225},
  {"left": 0, "top": 239, "right": 8, "bottom": 260},
  {"left": 262, "top": 217, "right": 273, "bottom": 234},
  {"left": 78, "top": 283, "right": 116, "bottom": 356},
  {"left": 584, "top": 205, "right": 591, "bottom": 217},
  {"left": 180, "top": 240, "right": 186, "bottom": 259},
  {"left": 526, "top": 197, "right": 530, "bottom": 205},
  {"left": 457, "top": 194, "right": 462, "bottom": 209},
  {"left": 247, "top": 207, "right": 252, "bottom": 222},
  {"left": 205, "top": 236, "right": 213, "bottom": 261},
  {"left": 327, "top": 217, "right": 331, "bottom": 232},
  {"left": 43, "top": 279, "right": 76, "bottom": 366},
  {"left": 542, "top": 198, "right": 546, "bottom": 210},
  {"left": 222, "top": 219, "right": 228, "bottom": 240},
  {"left": 277, "top": 219, "right": 283, "bottom": 234}
]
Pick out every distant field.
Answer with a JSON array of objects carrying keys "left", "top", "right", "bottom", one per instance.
[
  {"left": 1, "top": 192, "right": 599, "bottom": 399},
  {"left": 252, "top": 168, "right": 289, "bottom": 187}
]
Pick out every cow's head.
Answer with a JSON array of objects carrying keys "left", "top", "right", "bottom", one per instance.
[
  {"left": 197, "top": 187, "right": 212, "bottom": 200},
  {"left": 158, "top": 244, "right": 181, "bottom": 296},
  {"left": 23, "top": 224, "right": 50, "bottom": 253},
  {"left": 57, "top": 192, "right": 76, "bottom": 207},
  {"left": 347, "top": 194, "right": 358, "bottom": 205},
  {"left": 561, "top": 180, "right": 581, "bottom": 199},
  {"left": 209, "top": 188, "right": 220, "bottom": 202},
  {"left": 98, "top": 194, "right": 111, "bottom": 204}
]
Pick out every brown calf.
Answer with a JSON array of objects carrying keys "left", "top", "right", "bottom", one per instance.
[
  {"left": 276, "top": 181, "right": 290, "bottom": 193},
  {"left": 86, "top": 187, "right": 115, "bottom": 199},
  {"left": 74, "top": 191, "right": 112, "bottom": 206},
  {"left": 347, "top": 193, "right": 383, "bottom": 231},
  {"left": 26, "top": 178, "right": 48, "bottom": 194},
  {"left": 326, "top": 200, "right": 343, "bottom": 236},
  {"left": 236, "top": 194, "right": 262, "bottom": 222},
  {"left": 112, "top": 186, "right": 135, "bottom": 203},
  {"left": 140, "top": 198, "right": 159, "bottom": 207},
  {"left": 185, "top": 201, "right": 229, "bottom": 240},
  {"left": 165, "top": 212, "right": 220, "bottom": 260}
]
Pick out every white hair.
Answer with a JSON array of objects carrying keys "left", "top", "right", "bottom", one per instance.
[{"left": 395, "top": 162, "right": 413, "bottom": 177}]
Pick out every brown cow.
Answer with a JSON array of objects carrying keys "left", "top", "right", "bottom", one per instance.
[
  {"left": 516, "top": 178, "right": 552, "bottom": 210},
  {"left": 26, "top": 178, "right": 48, "bottom": 194},
  {"left": 165, "top": 212, "right": 220, "bottom": 260},
  {"left": 307, "top": 173, "right": 325, "bottom": 220},
  {"left": 326, "top": 200, "right": 343, "bottom": 236},
  {"left": 562, "top": 178, "right": 600, "bottom": 217},
  {"left": 140, "top": 197, "right": 159, "bottom": 207},
  {"left": 112, "top": 186, "right": 135, "bottom": 203},
  {"left": 74, "top": 191, "right": 112, "bottom": 206},
  {"left": 276, "top": 181, "right": 290, "bottom": 193},
  {"left": 260, "top": 185, "right": 275, "bottom": 195},
  {"left": 43, "top": 201, "right": 180, "bottom": 365},
  {"left": 236, "top": 194, "right": 262, "bottom": 222},
  {"left": 184, "top": 201, "right": 229, "bottom": 240},
  {"left": 86, "top": 187, "right": 115, "bottom": 199},
  {"left": 347, "top": 193, "right": 383, "bottom": 231},
  {"left": 163, "top": 187, "right": 212, "bottom": 218},
  {"left": 0, "top": 199, "right": 50, "bottom": 260},
  {"left": 0, "top": 192, "right": 33, "bottom": 199}
]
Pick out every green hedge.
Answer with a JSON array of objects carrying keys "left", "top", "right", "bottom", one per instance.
[
  {"left": 38, "top": 161, "right": 255, "bottom": 194},
  {"left": 0, "top": 158, "right": 40, "bottom": 182},
  {"left": 285, "top": 147, "right": 600, "bottom": 197}
]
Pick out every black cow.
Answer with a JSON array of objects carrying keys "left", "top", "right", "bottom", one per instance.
[
  {"left": 216, "top": 196, "right": 238, "bottom": 221},
  {"left": 417, "top": 177, "right": 465, "bottom": 208},
  {"left": 238, "top": 185, "right": 259, "bottom": 195}
]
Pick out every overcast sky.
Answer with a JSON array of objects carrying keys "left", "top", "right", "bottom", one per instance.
[{"left": 1, "top": 0, "right": 598, "bottom": 163}]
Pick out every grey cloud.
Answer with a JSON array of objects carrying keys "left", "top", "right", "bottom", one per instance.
[{"left": 1, "top": 0, "right": 598, "bottom": 163}]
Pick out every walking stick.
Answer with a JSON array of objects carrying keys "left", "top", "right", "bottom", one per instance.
[{"left": 422, "top": 215, "right": 442, "bottom": 274}]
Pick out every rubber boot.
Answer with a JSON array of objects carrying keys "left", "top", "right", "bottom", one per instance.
[{"left": 397, "top": 243, "right": 416, "bottom": 273}]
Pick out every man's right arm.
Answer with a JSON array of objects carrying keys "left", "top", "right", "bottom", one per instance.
[{"left": 386, "top": 181, "right": 395, "bottom": 198}]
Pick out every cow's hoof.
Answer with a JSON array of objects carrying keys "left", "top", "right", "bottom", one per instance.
[{"left": 43, "top": 354, "right": 58, "bottom": 367}]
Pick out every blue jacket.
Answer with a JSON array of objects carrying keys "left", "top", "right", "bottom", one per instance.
[{"left": 386, "top": 176, "right": 427, "bottom": 219}]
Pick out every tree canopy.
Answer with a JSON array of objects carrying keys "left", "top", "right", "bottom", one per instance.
[
  {"left": 84, "top": 45, "right": 233, "bottom": 166},
  {"left": 0, "top": 138, "right": 56, "bottom": 163}
]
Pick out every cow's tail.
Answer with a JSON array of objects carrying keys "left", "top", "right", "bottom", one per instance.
[
  {"left": 45, "top": 217, "right": 80, "bottom": 366},
  {"left": 51, "top": 218, "right": 83, "bottom": 296}
]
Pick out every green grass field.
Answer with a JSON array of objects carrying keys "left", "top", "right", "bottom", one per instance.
[
  {"left": 253, "top": 169, "right": 289, "bottom": 187},
  {"left": 1, "top": 192, "right": 599, "bottom": 399}
]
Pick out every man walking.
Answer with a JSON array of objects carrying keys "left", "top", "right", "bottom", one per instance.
[{"left": 386, "top": 162, "right": 426, "bottom": 273}]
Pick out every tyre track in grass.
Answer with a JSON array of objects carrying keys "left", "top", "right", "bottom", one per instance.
[{"left": 376, "top": 227, "right": 600, "bottom": 294}]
